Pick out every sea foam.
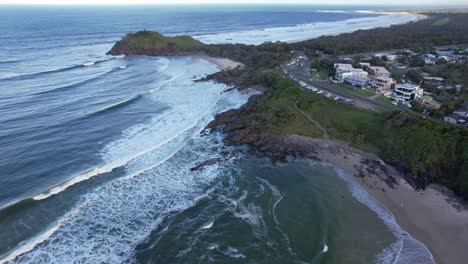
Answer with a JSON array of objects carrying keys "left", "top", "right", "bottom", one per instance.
[
  {"left": 1, "top": 58, "right": 250, "bottom": 264},
  {"left": 196, "top": 13, "right": 426, "bottom": 45}
]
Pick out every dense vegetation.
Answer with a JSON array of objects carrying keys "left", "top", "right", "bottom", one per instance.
[
  {"left": 107, "top": 31, "right": 204, "bottom": 55},
  {"left": 290, "top": 13, "right": 468, "bottom": 55},
  {"left": 247, "top": 70, "right": 468, "bottom": 199}
]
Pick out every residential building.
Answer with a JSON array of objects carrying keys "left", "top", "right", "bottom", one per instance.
[
  {"left": 454, "top": 106, "right": 468, "bottom": 118},
  {"left": 443, "top": 113, "right": 467, "bottom": 125},
  {"left": 392, "top": 83, "right": 423, "bottom": 102},
  {"left": 420, "top": 95, "right": 442, "bottom": 110},
  {"left": 423, "top": 77, "right": 444, "bottom": 86},
  {"left": 334, "top": 63, "right": 368, "bottom": 82},
  {"left": 359, "top": 62, "right": 370, "bottom": 68},
  {"left": 374, "top": 53, "right": 397, "bottom": 61},
  {"left": 368, "top": 66, "right": 391, "bottom": 78},
  {"left": 344, "top": 76, "right": 369, "bottom": 88},
  {"left": 366, "top": 76, "right": 395, "bottom": 93}
]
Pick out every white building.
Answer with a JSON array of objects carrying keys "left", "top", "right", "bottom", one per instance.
[
  {"left": 344, "top": 76, "right": 369, "bottom": 88},
  {"left": 392, "top": 84, "right": 423, "bottom": 102},
  {"left": 334, "top": 63, "right": 368, "bottom": 82},
  {"left": 375, "top": 53, "right": 397, "bottom": 61}
]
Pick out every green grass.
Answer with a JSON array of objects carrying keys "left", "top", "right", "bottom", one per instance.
[
  {"left": 310, "top": 70, "right": 328, "bottom": 80},
  {"left": 298, "top": 93, "right": 383, "bottom": 152},
  {"left": 252, "top": 72, "right": 324, "bottom": 138},
  {"left": 375, "top": 95, "right": 395, "bottom": 107},
  {"left": 332, "top": 83, "right": 375, "bottom": 97},
  {"left": 354, "top": 89, "right": 375, "bottom": 97},
  {"left": 432, "top": 17, "right": 450, "bottom": 26},
  {"left": 250, "top": 69, "right": 467, "bottom": 200}
]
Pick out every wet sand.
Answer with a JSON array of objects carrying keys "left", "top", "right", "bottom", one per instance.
[{"left": 285, "top": 135, "right": 468, "bottom": 264}]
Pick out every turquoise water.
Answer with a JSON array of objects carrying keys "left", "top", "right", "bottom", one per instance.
[{"left": 133, "top": 158, "right": 397, "bottom": 264}]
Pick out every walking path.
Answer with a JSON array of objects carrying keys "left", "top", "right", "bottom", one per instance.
[{"left": 294, "top": 99, "right": 329, "bottom": 139}]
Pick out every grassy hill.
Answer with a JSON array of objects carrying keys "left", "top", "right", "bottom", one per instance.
[{"left": 107, "top": 30, "right": 204, "bottom": 55}]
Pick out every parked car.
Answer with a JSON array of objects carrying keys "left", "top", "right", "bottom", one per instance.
[
  {"left": 317, "top": 90, "right": 323, "bottom": 94},
  {"left": 334, "top": 96, "right": 341, "bottom": 101},
  {"left": 391, "top": 101, "right": 398, "bottom": 106},
  {"left": 326, "top": 93, "right": 332, "bottom": 98}
]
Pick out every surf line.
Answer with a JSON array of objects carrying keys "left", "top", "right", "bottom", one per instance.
[{"left": 32, "top": 91, "right": 223, "bottom": 201}]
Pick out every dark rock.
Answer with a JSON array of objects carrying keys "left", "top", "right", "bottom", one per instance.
[{"left": 190, "top": 158, "right": 222, "bottom": 172}]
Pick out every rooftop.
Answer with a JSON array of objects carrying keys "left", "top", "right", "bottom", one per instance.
[
  {"left": 374, "top": 76, "right": 393, "bottom": 82},
  {"left": 334, "top": 63, "right": 354, "bottom": 70},
  {"left": 369, "top": 66, "right": 390, "bottom": 75},
  {"left": 396, "top": 83, "right": 420, "bottom": 90}
]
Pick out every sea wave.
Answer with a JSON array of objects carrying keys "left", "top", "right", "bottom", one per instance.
[
  {"left": 2, "top": 124, "right": 240, "bottom": 264},
  {"left": 0, "top": 58, "right": 117, "bottom": 82},
  {"left": 87, "top": 94, "right": 143, "bottom": 117},
  {"left": 31, "top": 62, "right": 229, "bottom": 201},
  {"left": 195, "top": 13, "right": 426, "bottom": 45}
]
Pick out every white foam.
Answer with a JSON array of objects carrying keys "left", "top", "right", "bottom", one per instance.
[
  {"left": 201, "top": 221, "right": 214, "bottom": 229},
  {"left": 81, "top": 61, "right": 95, "bottom": 67},
  {"left": 32, "top": 57, "right": 224, "bottom": 201},
  {"left": 322, "top": 244, "right": 328, "bottom": 253},
  {"left": 196, "top": 13, "right": 426, "bottom": 45},
  {"left": 332, "top": 167, "right": 435, "bottom": 264},
  {"left": 3, "top": 58, "right": 251, "bottom": 264}
]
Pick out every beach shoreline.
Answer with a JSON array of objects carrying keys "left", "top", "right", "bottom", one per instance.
[
  {"left": 282, "top": 135, "right": 468, "bottom": 264},
  {"left": 197, "top": 55, "right": 245, "bottom": 71},
  {"left": 196, "top": 12, "right": 427, "bottom": 45}
]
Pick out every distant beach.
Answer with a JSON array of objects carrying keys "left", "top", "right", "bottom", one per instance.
[{"left": 196, "top": 12, "right": 426, "bottom": 45}]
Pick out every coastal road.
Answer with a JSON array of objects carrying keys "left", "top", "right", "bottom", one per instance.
[{"left": 286, "top": 53, "right": 398, "bottom": 112}]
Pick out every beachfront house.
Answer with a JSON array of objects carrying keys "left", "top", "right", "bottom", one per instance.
[
  {"left": 420, "top": 95, "right": 442, "bottom": 110},
  {"left": 392, "top": 83, "right": 423, "bottom": 103},
  {"left": 334, "top": 63, "right": 368, "bottom": 82},
  {"left": 344, "top": 76, "right": 369, "bottom": 88},
  {"left": 366, "top": 76, "right": 395, "bottom": 93},
  {"left": 368, "top": 66, "right": 391, "bottom": 78},
  {"left": 374, "top": 53, "right": 397, "bottom": 61},
  {"left": 423, "top": 77, "right": 444, "bottom": 86}
]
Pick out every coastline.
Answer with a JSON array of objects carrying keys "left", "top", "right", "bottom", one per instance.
[
  {"left": 283, "top": 135, "right": 468, "bottom": 264},
  {"left": 195, "top": 12, "right": 427, "bottom": 45},
  {"left": 196, "top": 55, "right": 245, "bottom": 71},
  {"left": 205, "top": 93, "right": 467, "bottom": 263}
]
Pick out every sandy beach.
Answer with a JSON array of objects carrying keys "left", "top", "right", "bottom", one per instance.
[
  {"left": 198, "top": 55, "right": 245, "bottom": 71},
  {"left": 285, "top": 135, "right": 468, "bottom": 264}
]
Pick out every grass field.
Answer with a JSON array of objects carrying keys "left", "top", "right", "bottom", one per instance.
[
  {"left": 375, "top": 95, "right": 395, "bottom": 107},
  {"left": 354, "top": 88, "right": 375, "bottom": 97},
  {"left": 309, "top": 70, "right": 328, "bottom": 80},
  {"left": 332, "top": 83, "right": 375, "bottom": 97},
  {"left": 253, "top": 70, "right": 384, "bottom": 152}
]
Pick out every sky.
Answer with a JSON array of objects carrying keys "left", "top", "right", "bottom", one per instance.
[{"left": 0, "top": 0, "right": 466, "bottom": 5}]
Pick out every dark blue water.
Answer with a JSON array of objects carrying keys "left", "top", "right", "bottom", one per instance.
[
  {"left": 0, "top": 4, "right": 380, "bottom": 209},
  {"left": 0, "top": 5, "right": 434, "bottom": 264}
]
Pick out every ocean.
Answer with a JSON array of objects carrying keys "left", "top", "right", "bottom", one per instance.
[{"left": 0, "top": 5, "right": 429, "bottom": 264}]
